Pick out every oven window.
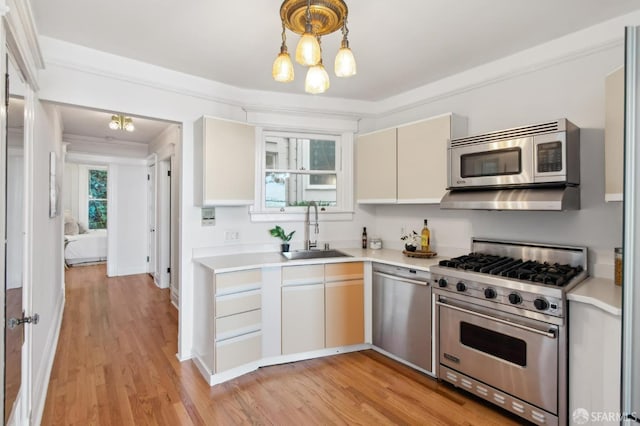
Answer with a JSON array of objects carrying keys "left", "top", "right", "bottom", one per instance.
[
  {"left": 461, "top": 148, "right": 521, "bottom": 178},
  {"left": 460, "top": 322, "right": 527, "bottom": 366}
]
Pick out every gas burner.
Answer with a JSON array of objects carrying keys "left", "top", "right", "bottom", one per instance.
[{"left": 438, "top": 254, "right": 584, "bottom": 287}]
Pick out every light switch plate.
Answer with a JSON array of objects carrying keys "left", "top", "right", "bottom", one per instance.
[{"left": 201, "top": 207, "right": 216, "bottom": 226}]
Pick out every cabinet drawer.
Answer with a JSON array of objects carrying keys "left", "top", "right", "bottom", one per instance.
[
  {"left": 215, "top": 269, "right": 262, "bottom": 295},
  {"left": 216, "top": 309, "right": 261, "bottom": 341},
  {"left": 215, "top": 289, "right": 261, "bottom": 317},
  {"left": 282, "top": 264, "right": 324, "bottom": 285},
  {"left": 215, "top": 331, "right": 262, "bottom": 373},
  {"left": 325, "top": 262, "right": 364, "bottom": 282}
]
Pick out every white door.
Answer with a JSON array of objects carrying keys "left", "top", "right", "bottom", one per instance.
[
  {"left": 147, "top": 164, "right": 156, "bottom": 280},
  {"left": 157, "top": 159, "right": 171, "bottom": 288}
]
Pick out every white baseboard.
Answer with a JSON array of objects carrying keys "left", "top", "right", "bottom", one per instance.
[{"left": 31, "top": 291, "right": 65, "bottom": 426}]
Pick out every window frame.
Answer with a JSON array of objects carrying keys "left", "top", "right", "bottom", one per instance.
[{"left": 251, "top": 128, "right": 354, "bottom": 222}]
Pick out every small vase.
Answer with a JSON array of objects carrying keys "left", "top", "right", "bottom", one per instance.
[
  {"left": 281, "top": 243, "right": 290, "bottom": 253},
  {"left": 405, "top": 244, "right": 417, "bottom": 252}
]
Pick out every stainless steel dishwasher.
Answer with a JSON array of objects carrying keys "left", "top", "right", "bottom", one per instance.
[{"left": 372, "top": 263, "right": 432, "bottom": 373}]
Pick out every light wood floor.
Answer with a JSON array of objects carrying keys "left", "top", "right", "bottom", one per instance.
[{"left": 42, "top": 264, "right": 523, "bottom": 425}]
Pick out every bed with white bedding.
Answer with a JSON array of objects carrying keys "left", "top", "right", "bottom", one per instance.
[{"left": 64, "top": 229, "right": 107, "bottom": 265}]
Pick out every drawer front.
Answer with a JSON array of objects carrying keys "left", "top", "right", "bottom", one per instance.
[
  {"left": 215, "top": 289, "right": 261, "bottom": 318},
  {"left": 215, "top": 331, "right": 262, "bottom": 373},
  {"left": 325, "top": 262, "right": 364, "bottom": 282},
  {"left": 216, "top": 309, "right": 261, "bottom": 341},
  {"left": 215, "top": 269, "right": 262, "bottom": 295},
  {"left": 282, "top": 264, "right": 324, "bottom": 286}
]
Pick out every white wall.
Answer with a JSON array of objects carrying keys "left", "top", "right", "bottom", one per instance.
[
  {"left": 30, "top": 100, "right": 64, "bottom": 426},
  {"left": 360, "top": 40, "right": 624, "bottom": 279},
  {"left": 62, "top": 162, "right": 79, "bottom": 220},
  {"left": 33, "top": 10, "right": 639, "bottom": 361},
  {"left": 107, "top": 163, "right": 148, "bottom": 276}
]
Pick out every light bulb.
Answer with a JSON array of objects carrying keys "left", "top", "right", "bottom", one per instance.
[
  {"left": 334, "top": 46, "right": 356, "bottom": 77},
  {"left": 295, "top": 31, "right": 321, "bottom": 66},
  {"left": 108, "top": 119, "right": 120, "bottom": 130},
  {"left": 124, "top": 118, "right": 135, "bottom": 132},
  {"left": 272, "top": 51, "right": 295, "bottom": 82},
  {"left": 305, "top": 63, "right": 330, "bottom": 94}
]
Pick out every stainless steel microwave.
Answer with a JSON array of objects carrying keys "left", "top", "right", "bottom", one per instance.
[{"left": 447, "top": 119, "right": 580, "bottom": 189}]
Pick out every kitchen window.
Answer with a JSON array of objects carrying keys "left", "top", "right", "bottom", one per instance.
[{"left": 252, "top": 129, "right": 354, "bottom": 221}]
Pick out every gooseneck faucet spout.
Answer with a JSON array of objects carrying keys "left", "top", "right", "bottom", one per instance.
[{"left": 305, "top": 201, "right": 319, "bottom": 250}]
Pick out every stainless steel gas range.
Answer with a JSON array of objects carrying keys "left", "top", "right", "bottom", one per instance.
[{"left": 430, "top": 238, "right": 588, "bottom": 426}]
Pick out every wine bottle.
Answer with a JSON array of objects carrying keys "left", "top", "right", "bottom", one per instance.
[
  {"left": 362, "top": 227, "right": 368, "bottom": 249},
  {"left": 421, "top": 220, "right": 430, "bottom": 252}
]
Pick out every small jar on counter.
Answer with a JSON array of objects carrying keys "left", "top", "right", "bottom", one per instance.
[
  {"left": 369, "top": 237, "right": 382, "bottom": 250},
  {"left": 615, "top": 247, "right": 623, "bottom": 286}
]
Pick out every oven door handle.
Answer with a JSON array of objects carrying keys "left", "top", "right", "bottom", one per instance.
[{"left": 435, "top": 300, "right": 557, "bottom": 339}]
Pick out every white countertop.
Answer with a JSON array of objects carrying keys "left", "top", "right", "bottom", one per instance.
[
  {"left": 194, "top": 248, "right": 443, "bottom": 274},
  {"left": 567, "top": 276, "right": 622, "bottom": 316}
]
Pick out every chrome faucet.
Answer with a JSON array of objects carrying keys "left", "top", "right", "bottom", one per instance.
[{"left": 305, "top": 201, "right": 319, "bottom": 250}]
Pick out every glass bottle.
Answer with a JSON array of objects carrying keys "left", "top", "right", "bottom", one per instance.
[
  {"left": 421, "top": 220, "right": 430, "bottom": 252},
  {"left": 362, "top": 227, "right": 368, "bottom": 249}
]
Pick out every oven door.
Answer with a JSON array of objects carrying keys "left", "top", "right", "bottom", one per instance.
[
  {"left": 437, "top": 296, "right": 559, "bottom": 414},
  {"left": 448, "top": 137, "right": 534, "bottom": 188}
]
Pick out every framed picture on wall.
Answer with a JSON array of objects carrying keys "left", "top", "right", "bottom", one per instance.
[{"left": 49, "top": 151, "right": 58, "bottom": 218}]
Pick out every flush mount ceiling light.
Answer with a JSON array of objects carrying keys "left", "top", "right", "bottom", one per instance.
[
  {"left": 272, "top": 0, "right": 356, "bottom": 94},
  {"left": 108, "top": 114, "right": 135, "bottom": 132}
]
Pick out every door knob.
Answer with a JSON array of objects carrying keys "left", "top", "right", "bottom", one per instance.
[{"left": 7, "top": 313, "right": 39, "bottom": 330}]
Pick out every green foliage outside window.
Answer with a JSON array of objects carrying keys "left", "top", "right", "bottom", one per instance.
[{"left": 89, "top": 169, "right": 107, "bottom": 229}]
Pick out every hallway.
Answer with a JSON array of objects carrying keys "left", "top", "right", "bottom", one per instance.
[{"left": 41, "top": 265, "right": 519, "bottom": 425}]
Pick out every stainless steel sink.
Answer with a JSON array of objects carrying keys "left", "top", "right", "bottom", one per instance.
[{"left": 282, "top": 249, "right": 352, "bottom": 260}]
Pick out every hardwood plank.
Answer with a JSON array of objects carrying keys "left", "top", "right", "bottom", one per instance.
[{"left": 42, "top": 264, "right": 524, "bottom": 425}]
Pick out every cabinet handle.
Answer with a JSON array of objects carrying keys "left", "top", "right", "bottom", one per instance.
[{"left": 374, "top": 271, "right": 429, "bottom": 286}]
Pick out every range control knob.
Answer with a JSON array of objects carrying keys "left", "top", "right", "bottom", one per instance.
[
  {"left": 484, "top": 288, "right": 497, "bottom": 299},
  {"left": 438, "top": 278, "right": 448, "bottom": 288},
  {"left": 534, "top": 298, "right": 550, "bottom": 311},
  {"left": 508, "top": 293, "right": 522, "bottom": 305},
  {"left": 456, "top": 282, "right": 467, "bottom": 292}
]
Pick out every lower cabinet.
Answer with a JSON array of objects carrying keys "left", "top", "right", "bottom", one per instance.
[
  {"left": 281, "top": 262, "right": 364, "bottom": 354},
  {"left": 282, "top": 283, "right": 325, "bottom": 354},
  {"left": 569, "top": 300, "right": 621, "bottom": 423},
  {"left": 215, "top": 331, "right": 262, "bottom": 372}
]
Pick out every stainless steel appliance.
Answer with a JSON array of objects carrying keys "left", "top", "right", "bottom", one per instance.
[
  {"left": 622, "top": 26, "right": 640, "bottom": 425},
  {"left": 372, "top": 263, "right": 432, "bottom": 373},
  {"left": 431, "top": 238, "right": 588, "bottom": 426},
  {"left": 441, "top": 118, "right": 581, "bottom": 210}
]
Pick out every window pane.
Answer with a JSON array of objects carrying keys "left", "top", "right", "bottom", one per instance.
[
  {"left": 309, "top": 140, "right": 335, "bottom": 171},
  {"left": 265, "top": 172, "right": 337, "bottom": 208},
  {"left": 88, "top": 200, "right": 108, "bottom": 229},
  {"left": 89, "top": 170, "right": 108, "bottom": 199}
]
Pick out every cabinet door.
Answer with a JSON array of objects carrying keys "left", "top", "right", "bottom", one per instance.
[
  {"left": 397, "top": 115, "right": 451, "bottom": 203},
  {"left": 194, "top": 117, "right": 255, "bottom": 206},
  {"left": 281, "top": 283, "right": 325, "bottom": 354},
  {"left": 325, "top": 280, "right": 364, "bottom": 348},
  {"left": 215, "top": 331, "right": 262, "bottom": 373},
  {"left": 605, "top": 67, "right": 624, "bottom": 201},
  {"left": 356, "top": 128, "right": 397, "bottom": 203}
]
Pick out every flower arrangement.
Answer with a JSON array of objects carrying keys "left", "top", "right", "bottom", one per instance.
[{"left": 400, "top": 230, "right": 420, "bottom": 251}]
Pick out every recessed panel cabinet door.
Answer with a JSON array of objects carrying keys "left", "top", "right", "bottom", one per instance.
[
  {"left": 325, "top": 280, "right": 364, "bottom": 348},
  {"left": 356, "top": 128, "right": 397, "bottom": 203},
  {"left": 397, "top": 115, "right": 451, "bottom": 203},
  {"left": 194, "top": 117, "right": 255, "bottom": 206},
  {"left": 281, "top": 283, "right": 325, "bottom": 354},
  {"left": 605, "top": 67, "right": 624, "bottom": 201}
]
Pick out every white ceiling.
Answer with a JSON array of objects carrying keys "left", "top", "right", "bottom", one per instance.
[{"left": 22, "top": 1, "right": 640, "bottom": 146}]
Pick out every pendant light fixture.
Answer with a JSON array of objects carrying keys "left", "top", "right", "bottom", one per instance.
[
  {"left": 108, "top": 114, "right": 135, "bottom": 132},
  {"left": 273, "top": 0, "right": 356, "bottom": 94}
]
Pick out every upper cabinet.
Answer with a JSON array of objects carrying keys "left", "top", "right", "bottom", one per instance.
[
  {"left": 356, "top": 113, "right": 467, "bottom": 204},
  {"left": 605, "top": 67, "right": 624, "bottom": 202},
  {"left": 194, "top": 117, "right": 256, "bottom": 206}
]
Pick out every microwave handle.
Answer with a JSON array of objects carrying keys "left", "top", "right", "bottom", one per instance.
[{"left": 435, "top": 300, "right": 557, "bottom": 339}]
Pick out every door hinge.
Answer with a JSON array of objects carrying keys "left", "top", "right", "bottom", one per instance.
[
  {"left": 167, "top": 170, "right": 171, "bottom": 177},
  {"left": 167, "top": 267, "right": 171, "bottom": 273},
  {"left": 146, "top": 256, "right": 150, "bottom": 262},
  {"left": 147, "top": 174, "right": 150, "bottom": 181}
]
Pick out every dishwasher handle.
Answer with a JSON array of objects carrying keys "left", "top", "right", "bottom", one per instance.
[{"left": 373, "top": 271, "right": 429, "bottom": 286}]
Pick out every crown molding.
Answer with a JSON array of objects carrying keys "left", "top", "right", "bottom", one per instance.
[{"left": 5, "top": 0, "right": 44, "bottom": 90}]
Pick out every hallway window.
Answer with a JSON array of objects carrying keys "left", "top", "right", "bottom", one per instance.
[{"left": 88, "top": 169, "right": 107, "bottom": 229}]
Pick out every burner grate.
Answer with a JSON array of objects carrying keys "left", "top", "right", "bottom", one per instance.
[{"left": 438, "top": 253, "right": 584, "bottom": 287}]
